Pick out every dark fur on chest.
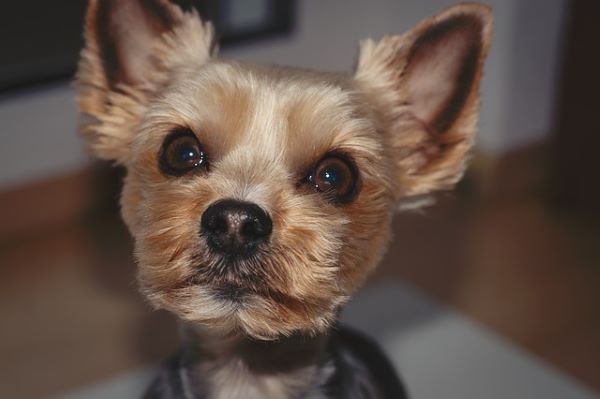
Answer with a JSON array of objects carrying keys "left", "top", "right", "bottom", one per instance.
[{"left": 144, "top": 325, "right": 407, "bottom": 399}]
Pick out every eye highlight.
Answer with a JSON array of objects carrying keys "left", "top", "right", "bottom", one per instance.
[
  {"left": 308, "top": 153, "right": 359, "bottom": 204},
  {"left": 159, "top": 128, "right": 208, "bottom": 176}
]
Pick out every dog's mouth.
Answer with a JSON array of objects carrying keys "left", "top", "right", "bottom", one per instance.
[
  {"left": 186, "top": 249, "right": 276, "bottom": 289},
  {"left": 181, "top": 260, "right": 273, "bottom": 304},
  {"left": 182, "top": 267, "right": 301, "bottom": 309},
  {"left": 210, "top": 283, "right": 252, "bottom": 303}
]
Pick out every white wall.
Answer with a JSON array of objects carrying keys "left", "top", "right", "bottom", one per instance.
[
  {"left": 0, "top": 0, "right": 567, "bottom": 190},
  {"left": 0, "top": 83, "right": 85, "bottom": 188}
]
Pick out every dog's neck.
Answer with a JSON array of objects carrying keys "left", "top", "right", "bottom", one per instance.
[{"left": 179, "top": 323, "right": 333, "bottom": 399}]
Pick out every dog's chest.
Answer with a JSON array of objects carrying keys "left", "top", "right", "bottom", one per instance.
[{"left": 200, "top": 359, "right": 331, "bottom": 399}]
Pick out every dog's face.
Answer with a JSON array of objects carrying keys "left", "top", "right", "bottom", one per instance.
[{"left": 77, "top": 0, "right": 491, "bottom": 339}]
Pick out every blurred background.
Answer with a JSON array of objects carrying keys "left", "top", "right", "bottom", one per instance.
[{"left": 1, "top": 0, "right": 599, "bottom": 398}]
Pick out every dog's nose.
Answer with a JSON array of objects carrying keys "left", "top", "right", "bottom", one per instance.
[{"left": 201, "top": 199, "right": 272, "bottom": 256}]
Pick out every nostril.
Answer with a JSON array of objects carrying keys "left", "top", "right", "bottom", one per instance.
[
  {"left": 207, "top": 214, "right": 228, "bottom": 234},
  {"left": 241, "top": 214, "right": 272, "bottom": 241},
  {"left": 240, "top": 219, "right": 259, "bottom": 238}
]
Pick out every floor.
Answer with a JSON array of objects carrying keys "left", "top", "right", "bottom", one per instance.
[{"left": 1, "top": 152, "right": 599, "bottom": 398}]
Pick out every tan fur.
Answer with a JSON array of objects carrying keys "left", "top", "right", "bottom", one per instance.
[
  {"left": 76, "top": 0, "right": 215, "bottom": 163},
  {"left": 76, "top": 0, "right": 492, "bottom": 344},
  {"left": 197, "top": 359, "right": 331, "bottom": 399},
  {"left": 355, "top": 3, "right": 492, "bottom": 205}
]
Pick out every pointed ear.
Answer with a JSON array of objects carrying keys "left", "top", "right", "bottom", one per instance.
[
  {"left": 355, "top": 4, "right": 492, "bottom": 204},
  {"left": 76, "top": 0, "right": 215, "bottom": 164}
]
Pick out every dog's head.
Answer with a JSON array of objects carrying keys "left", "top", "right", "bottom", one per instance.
[{"left": 76, "top": 0, "right": 491, "bottom": 339}]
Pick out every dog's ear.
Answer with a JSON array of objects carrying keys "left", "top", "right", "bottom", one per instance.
[
  {"left": 355, "top": 4, "right": 492, "bottom": 205},
  {"left": 76, "top": 0, "right": 215, "bottom": 164}
]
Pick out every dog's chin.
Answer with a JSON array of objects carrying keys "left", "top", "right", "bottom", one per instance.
[{"left": 146, "top": 281, "right": 339, "bottom": 341}]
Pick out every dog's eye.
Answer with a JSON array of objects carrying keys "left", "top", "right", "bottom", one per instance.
[
  {"left": 308, "top": 154, "right": 359, "bottom": 204},
  {"left": 159, "top": 129, "right": 208, "bottom": 176}
]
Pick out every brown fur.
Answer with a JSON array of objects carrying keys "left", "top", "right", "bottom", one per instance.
[{"left": 76, "top": 0, "right": 492, "bottom": 344}]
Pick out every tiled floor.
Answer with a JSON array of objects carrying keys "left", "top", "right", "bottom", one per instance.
[{"left": 1, "top": 168, "right": 599, "bottom": 398}]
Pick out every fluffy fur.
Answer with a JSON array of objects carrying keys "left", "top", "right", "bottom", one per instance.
[{"left": 76, "top": 1, "right": 492, "bottom": 397}]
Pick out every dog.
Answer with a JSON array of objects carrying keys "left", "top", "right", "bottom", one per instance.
[{"left": 75, "top": 1, "right": 492, "bottom": 397}]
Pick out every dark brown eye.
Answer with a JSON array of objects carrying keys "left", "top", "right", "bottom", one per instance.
[
  {"left": 159, "top": 129, "right": 208, "bottom": 176},
  {"left": 308, "top": 154, "right": 359, "bottom": 204}
]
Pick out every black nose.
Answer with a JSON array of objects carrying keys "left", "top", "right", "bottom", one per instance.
[{"left": 201, "top": 199, "right": 273, "bottom": 257}]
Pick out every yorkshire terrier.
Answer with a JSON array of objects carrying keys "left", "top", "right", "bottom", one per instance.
[{"left": 75, "top": 1, "right": 492, "bottom": 397}]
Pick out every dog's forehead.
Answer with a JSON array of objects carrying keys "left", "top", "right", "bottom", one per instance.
[{"left": 154, "top": 61, "right": 378, "bottom": 170}]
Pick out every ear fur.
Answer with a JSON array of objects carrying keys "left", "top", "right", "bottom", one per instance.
[
  {"left": 354, "top": 3, "right": 492, "bottom": 205},
  {"left": 75, "top": 0, "right": 215, "bottom": 164}
]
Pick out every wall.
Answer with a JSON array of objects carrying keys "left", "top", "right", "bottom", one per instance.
[{"left": 0, "top": 0, "right": 567, "bottom": 190}]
